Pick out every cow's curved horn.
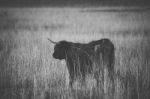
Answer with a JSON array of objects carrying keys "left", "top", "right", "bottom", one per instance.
[{"left": 48, "top": 38, "right": 57, "bottom": 44}]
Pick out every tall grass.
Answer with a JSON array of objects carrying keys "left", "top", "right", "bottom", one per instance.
[{"left": 0, "top": 7, "right": 150, "bottom": 99}]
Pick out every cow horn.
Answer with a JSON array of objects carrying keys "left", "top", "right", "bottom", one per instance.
[{"left": 48, "top": 38, "right": 57, "bottom": 44}]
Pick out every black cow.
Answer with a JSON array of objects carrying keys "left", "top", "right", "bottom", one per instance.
[{"left": 49, "top": 38, "right": 115, "bottom": 87}]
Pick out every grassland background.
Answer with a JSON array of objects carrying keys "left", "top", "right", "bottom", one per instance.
[{"left": 0, "top": 7, "right": 150, "bottom": 99}]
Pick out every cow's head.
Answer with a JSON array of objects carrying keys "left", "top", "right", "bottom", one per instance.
[{"left": 48, "top": 38, "right": 70, "bottom": 60}]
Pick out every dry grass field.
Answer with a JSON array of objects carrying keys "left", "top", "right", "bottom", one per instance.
[{"left": 0, "top": 7, "right": 150, "bottom": 99}]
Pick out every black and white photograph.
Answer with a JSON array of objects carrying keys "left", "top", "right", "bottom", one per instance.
[{"left": 0, "top": 0, "right": 150, "bottom": 99}]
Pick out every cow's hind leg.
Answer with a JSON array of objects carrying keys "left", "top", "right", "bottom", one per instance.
[
  {"left": 69, "top": 73, "right": 75, "bottom": 88},
  {"left": 69, "top": 79, "right": 74, "bottom": 88},
  {"left": 94, "top": 69, "right": 103, "bottom": 87},
  {"left": 80, "top": 72, "right": 86, "bottom": 87}
]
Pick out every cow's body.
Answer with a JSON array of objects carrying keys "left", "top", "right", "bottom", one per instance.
[{"left": 51, "top": 38, "right": 115, "bottom": 86}]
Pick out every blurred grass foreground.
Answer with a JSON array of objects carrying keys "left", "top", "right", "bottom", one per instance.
[{"left": 0, "top": 7, "right": 150, "bottom": 99}]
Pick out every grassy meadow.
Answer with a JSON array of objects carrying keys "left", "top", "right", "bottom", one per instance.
[{"left": 0, "top": 7, "right": 150, "bottom": 99}]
